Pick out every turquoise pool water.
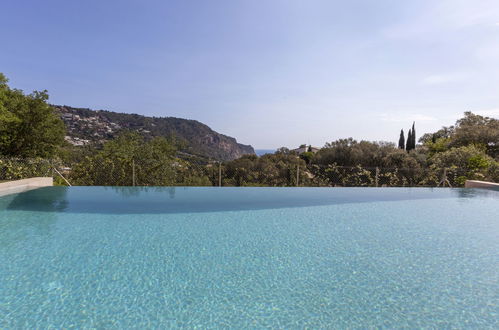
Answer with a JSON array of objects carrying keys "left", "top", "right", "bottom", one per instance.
[{"left": 1, "top": 187, "right": 498, "bottom": 328}]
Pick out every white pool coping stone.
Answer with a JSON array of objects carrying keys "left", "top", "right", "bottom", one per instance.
[
  {"left": 465, "top": 180, "right": 499, "bottom": 190},
  {"left": 0, "top": 177, "right": 53, "bottom": 197}
]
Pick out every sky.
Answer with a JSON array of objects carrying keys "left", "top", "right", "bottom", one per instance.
[{"left": 1, "top": 0, "right": 499, "bottom": 149}]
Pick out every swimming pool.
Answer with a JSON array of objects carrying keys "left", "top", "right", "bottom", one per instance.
[{"left": 1, "top": 187, "right": 498, "bottom": 328}]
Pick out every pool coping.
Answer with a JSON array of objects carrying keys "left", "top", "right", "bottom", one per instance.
[
  {"left": 465, "top": 180, "right": 499, "bottom": 190},
  {"left": 0, "top": 177, "right": 53, "bottom": 197}
]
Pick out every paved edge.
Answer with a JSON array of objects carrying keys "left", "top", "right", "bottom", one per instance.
[
  {"left": 0, "top": 177, "right": 53, "bottom": 197},
  {"left": 465, "top": 180, "right": 499, "bottom": 189}
]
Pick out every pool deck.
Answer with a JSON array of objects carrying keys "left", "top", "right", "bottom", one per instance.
[
  {"left": 0, "top": 177, "right": 53, "bottom": 197},
  {"left": 465, "top": 180, "right": 499, "bottom": 190}
]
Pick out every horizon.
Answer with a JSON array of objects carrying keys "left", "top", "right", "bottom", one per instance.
[{"left": 2, "top": 0, "right": 499, "bottom": 149}]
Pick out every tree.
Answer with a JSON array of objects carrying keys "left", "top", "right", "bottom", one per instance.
[
  {"left": 275, "top": 147, "right": 290, "bottom": 155},
  {"left": 428, "top": 145, "right": 498, "bottom": 184},
  {"left": 300, "top": 151, "right": 314, "bottom": 164},
  {"left": 0, "top": 74, "right": 11, "bottom": 120},
  {"left": 0, "top": 74, "right": 21, "bottom": 147},
  {"left": 68, "top": 131, "right": 210, "bottom": 186},
  {"left": 411, "top": 122, "right": 416, "bottom": 150},
  {"left": 406, "top": 128, "right": 412, "bottom": 151},
  {"left": 425, "top": 137, "right": 451, "bottom": 154},
  {"left": 449, "top": 112, "right": 499, "bottom": 158},
  {"left": 420, "top": 112, "right": 499, "bottom": 159},
  {"left": 315, "top": 139, "right": 402, "bottom": 168},
  {"left": 222, "top": 152, "right": 308, "bottom": 186},
  {"left": 405, "top": 122, "right": 416, "bottom": 152},
  {"left": 0, "top": 73, "right": 65, "bottom": 158},
  {"left": 398, "top": 129, "right": 405, "bottom": 149},
  {"left": 419, "top": 126, "right": 454, "bottom": 144}
]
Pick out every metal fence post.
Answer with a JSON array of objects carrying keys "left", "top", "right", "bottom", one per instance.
[
  {"left": 218, "top": 162, "right": 222, "bottom": 187},
  {"left": 132, "top": 159, "right": 136, "bottom": 186},
  {"left": 375, "top": 167, "right": 379, "bottom": 187}
]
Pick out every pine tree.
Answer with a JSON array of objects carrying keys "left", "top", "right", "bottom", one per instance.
[{"left": 398, "top": 129, "right": 405, "bottom": 149}]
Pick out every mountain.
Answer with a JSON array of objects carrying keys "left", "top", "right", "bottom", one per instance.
[
  {"left": 54, "top": 105, "right": 255, "bottom": 161},
  {"left": 255, "top": 149, "right": 276, "bottom": 156}
]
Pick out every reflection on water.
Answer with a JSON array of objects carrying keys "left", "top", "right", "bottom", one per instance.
[
  {"left": 0, "top": 188, "right": 69, "bottom": 247},
  {"left": 107, "top": 186, "right": 176, "bottom": 199},
  {"left": 1, "top": 186, "right": 498, "bottom": 215},
  {"left": 6, "top": 186, "right": 69, "bottom": 212}
]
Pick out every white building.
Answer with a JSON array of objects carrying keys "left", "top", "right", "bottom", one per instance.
[{"left": 291, "top": 145, "right": 320, "bottom": 154}]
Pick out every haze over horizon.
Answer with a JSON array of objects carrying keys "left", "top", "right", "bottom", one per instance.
[{"left": 2, "top": 0, "right": 499, "bottom": 149}]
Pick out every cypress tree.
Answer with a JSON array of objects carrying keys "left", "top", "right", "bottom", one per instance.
[
  {"left": 406, "top": 128, "right": 412, "bottom": 151},
  {"left": 411, "top": 122, "right": 416, "bottom": 149},
  {"left": 398, "top": 129, "right": 405, "bottom": 149}
]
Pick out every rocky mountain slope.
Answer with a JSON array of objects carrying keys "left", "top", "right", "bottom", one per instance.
[{"left": 54, "top": 105, "right": 254, "bottom": 161}]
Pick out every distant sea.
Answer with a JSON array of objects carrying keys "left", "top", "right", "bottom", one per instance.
[{"left": 255, "top": 149, "right": 275, "bottom": 156}]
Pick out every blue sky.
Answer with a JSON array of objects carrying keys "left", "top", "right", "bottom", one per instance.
[{"left": 1, "top": 0, "right": 499, "bottom": 149}]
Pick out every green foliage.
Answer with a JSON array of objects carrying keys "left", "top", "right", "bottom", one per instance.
[
  {"left": 222, "top": 153, "right": 308, "bottom": 186},
  {"left": 315, "top": 138, "right": 412, "bottom": 168},
  {"left": 68, "top": 132, "right": 211, "bottom": 186},
  {"left": 0, "top": 73, "right": 65, "bottom": 158},
  {"left": 486, "top": 161, "right": 499, "bottom": 183},
  {"left": 0, "top": 158, "right": 53, "bottom": 181},
  {"left": 406, "top": 128, "right": 412, "bottom": 151},
  {"left": 428, "top": 145, "right": 498, "bottom": 182},
  {"left": 411, "top": 122, "right": 416, "bottom": 150},
  {"left": 420, "top": 112, "right": 499, "bottom": 159},
  {"left": 398, "top": 129, "right": 405, "bottom": 149},
  {"left": 405, "top": 123, "right": 416, "bottom": 151},
  {"left": 450, "top": 112, "right": 499, "bottom": 158},
  {"left": 275, "top": 147, "right": 291, "bottom": 154},
  {"left": 300, "top": 151, "right": 315, "bottom": 164},
  {"left": 309, "top": 164, "right": 375, "bottom": 187},
  {"left": 419, "top": 126, "right": 454, "bottom": 144},
  {"left": 425, "top": 137, "right": 451, "bottom": 154},
  {"left": 467, "top": 154, "right": 489, "bottom": 170},
  {"left": 307, "top": 164, "right": 427, "bottom": 187}
]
